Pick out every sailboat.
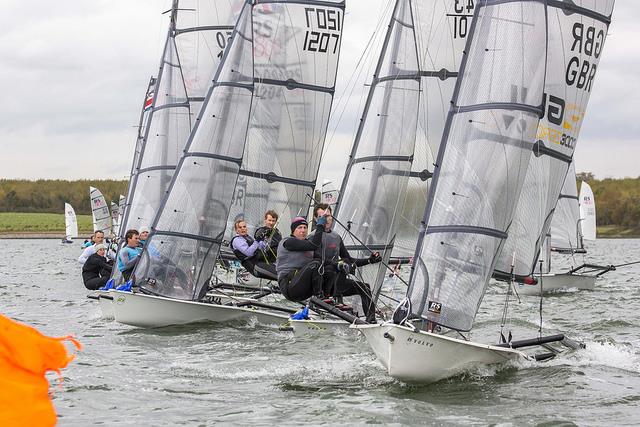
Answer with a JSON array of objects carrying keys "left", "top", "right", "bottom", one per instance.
[
  {"left": 579, "top": 180, "right": 596, "bottom": 240},
  {"left": 110, "top": 0, "right": 349, "bottom": 330},
  {"left": 89, "top": 186, "right": 112, "bottom": 236},
  {"left": 493, "top": 0, "right": 615, "bottom": 297},
  {"left": 61, "top": 203, "right": 78, "bottom": 244},
  {"left": 516, "top": 165, "right": 614, "bottom": 295},
  {"left": 352, "top": 0, "right": 557, "bottom": 383}
]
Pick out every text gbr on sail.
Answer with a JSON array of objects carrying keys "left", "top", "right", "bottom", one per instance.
[{"left": 566, "top": 22, "right": 605, "bottom": 92}]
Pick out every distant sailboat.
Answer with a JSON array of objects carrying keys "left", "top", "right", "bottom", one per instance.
[
  {"left": 517, "top": 167, "right": 614, "bottom": 295},
  {"left": 89, "top": 186, "right": 112, "bottom": 236},
  {"left": 62, "top": 203, "right": 78, "bottom": 244},
  {"left": 579, "top": 181, "right": 596, "bottom": 241}
]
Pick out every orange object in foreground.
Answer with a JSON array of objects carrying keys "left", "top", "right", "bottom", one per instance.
[{"left": 0, "top": 314, "right": 82, "bottom": 426}]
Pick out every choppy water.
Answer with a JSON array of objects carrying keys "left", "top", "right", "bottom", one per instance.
[{"left": 1, "top": 239, "right": 639, "bottom": 426}]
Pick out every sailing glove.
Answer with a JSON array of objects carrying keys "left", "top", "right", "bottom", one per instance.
[
  {"left": 316, "top": 215, "right": 327, "bottom": 226},
  {"left": 368, "top": 252, "right": 382, "bottom": 264},
  {"left": 337, "top": 260, "right": 351, "bottom": 275}
]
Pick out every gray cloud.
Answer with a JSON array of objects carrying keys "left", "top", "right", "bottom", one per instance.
[{"left": 0, "top": 0, "right": 636, "bottom": 182}]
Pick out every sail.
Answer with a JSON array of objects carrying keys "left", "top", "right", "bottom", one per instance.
[
  {"left": 493, "top": 1, "right": 614, "bottom": 276},
  {"left": 394, "top": 1, "right": 476, "bottom": 260},
  {"left": 579, "top": 180, "right": 596, "bottom": 241},
  {"left": 120, "top": 76, "right": 156, "bottom": 236},
  {"left": 134, "top": 0, "right": 345, "bottom": 301},
  {"left": 64, "top": 203, "right": 78, "bottom": 239},
  {"left": 89, "top": 187, "right": 112, "bottom": 235},
  {"left": 119, "top": 0, "right": 240, "bottom": 236},
  {"left": 407, "top": 0, "right": 548, "bottom": 331},
  {"left": 335, "top": 0, "right": 421, "bottom": 296},
  {"left": 110, "top": 202, "right": 120, "bottom": 235},
  {"left": 549, "top": 162, "right": 582, "bottom": 252}
]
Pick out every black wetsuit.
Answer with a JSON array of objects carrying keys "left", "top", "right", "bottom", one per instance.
[
  {"left": 314, "top": 227, "right": 377, "bottom": 323},
  {"left": 82, "top": 253, "right": 114, "bottom": 290},
  {"left": 276, "top": 225, "right": 324, "bottom": 301},
  {"left": 254, "top": 226, "right": 282, "bottom": 263}
]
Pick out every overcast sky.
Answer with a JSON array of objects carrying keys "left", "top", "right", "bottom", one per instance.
[{"left": 0, "top": 0, "right": 637, "bottom": 184}]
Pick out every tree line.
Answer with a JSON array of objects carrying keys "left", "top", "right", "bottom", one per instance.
[
  {"left": 0, "top": 175, "right": 638, "bottom": 230},
  {"left": 0, "top": 180, "right": 128, "bottom": 215},
  {"left": 577, "top": 173, "right": 640, "bottom": 229}
]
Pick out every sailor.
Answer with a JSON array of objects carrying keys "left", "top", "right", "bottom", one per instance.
[
  {"left": 312, "top": 203, "right": 381, "bottom": 323},
  {"left": 253, "top": 210, "right": 282, "bottom": 263},
  {"left": 117, "top": 229, "right": 143, "bottom": 282},
  {"left": 138, "top": 226, "right": 150, "bottom": 247},
  {"left": 81, "top": 243, "right": 113, "bottom": 290},
  {"left": 275, "top": 215, "right": 326, "bottom": 302},
  {"left": 78, "top": 230, "right": 109, "bottom": 265},
  {"left": 230, "top": 219, "right": 277, "bottom": 279}
]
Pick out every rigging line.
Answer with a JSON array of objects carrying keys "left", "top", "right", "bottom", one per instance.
[{"left": 612, "top": 260, "right": 640, "bottom": 268}]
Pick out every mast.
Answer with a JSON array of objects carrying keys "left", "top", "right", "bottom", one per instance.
[{"left": 405, "top": 0, "right": 549, "bottom": 332}]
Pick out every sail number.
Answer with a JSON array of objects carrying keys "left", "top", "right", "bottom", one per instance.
[
  {"left": 566, "top": 23, "right": 605, "bottom": 92},
  {"left": 215, "top": 31, "right": 233, "bottom": 59},
  {"left": 303, "top": 8, "right": 341, "bottom": 54},
  {"left": 447, "top": 0, "right": 474, "bottom": 39}
]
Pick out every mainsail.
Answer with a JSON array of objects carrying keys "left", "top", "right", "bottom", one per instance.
[
  {"left": 335, "top": 0, "right": 474, "bottom": 298},
  {"left": 64, "top": 203, "right": 78, "bottom": 240},
  {"left": 89, "top": 186, "right": 112, "bottom": 235},
  {"left": 406, "top": 0, "right": 548, "bottom": 331},
  {"left": 549, "top": 162, "right": 584, "bottom": 252},
  {"left": 134, "top": 0, "right": 345, "bottom": 301},
  {"left": 579, "top": 180, "right": 596, "bottom": 241},
  {"left": 335, "top": 0, "right": 421, "bottom": 297},
  {"left": 119, "top": 0, "right": 240, "bottom": 236},
  {"left": 493, "top": 1, "right": 614, "bottom": 276}
]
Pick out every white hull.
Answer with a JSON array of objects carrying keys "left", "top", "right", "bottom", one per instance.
[
  {"left": 353, "top": 323, "right": 527, "bottom": 383},
  {"left": 515, "top": 273, "right": 596, "bottom": 295},
  {"left": 111, "top": 291, "right": 349, "bottom": 334}
]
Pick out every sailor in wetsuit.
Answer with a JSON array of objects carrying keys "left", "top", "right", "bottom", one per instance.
[
  {"left": 312, "top": 203, "right": 381, "bottom": 324},
  {"left": 230, "top": 219, "right": 278, "bottom": 279},
  {"left": 275, "top": 216, "right": 327, "bottom": 302}
]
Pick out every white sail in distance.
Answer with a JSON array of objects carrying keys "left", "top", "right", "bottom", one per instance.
[
  {"left": 64, "top": 203, "right": 78, "bottom": 240},
  {"left": 406, "top": 0, "right": 548, "bottom": 331},
  {"left": 579, "top": 180, "right": 596, "bottom": 241},
  {"left": 549, "top": 162, "right": 583, "bottom": 252},
  {"left": 89, "top": 186, "right": 112, "bottom": 235},
  {"left": 494, "top": 0, "right": 614, "bottom": 277},
  {"left": 134, "top": 0, "right": 345, "bottom": 301}
]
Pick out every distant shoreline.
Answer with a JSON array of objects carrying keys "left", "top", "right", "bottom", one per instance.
[{"left": 0, "top": 232, "right": 92, "bottom": 240}]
